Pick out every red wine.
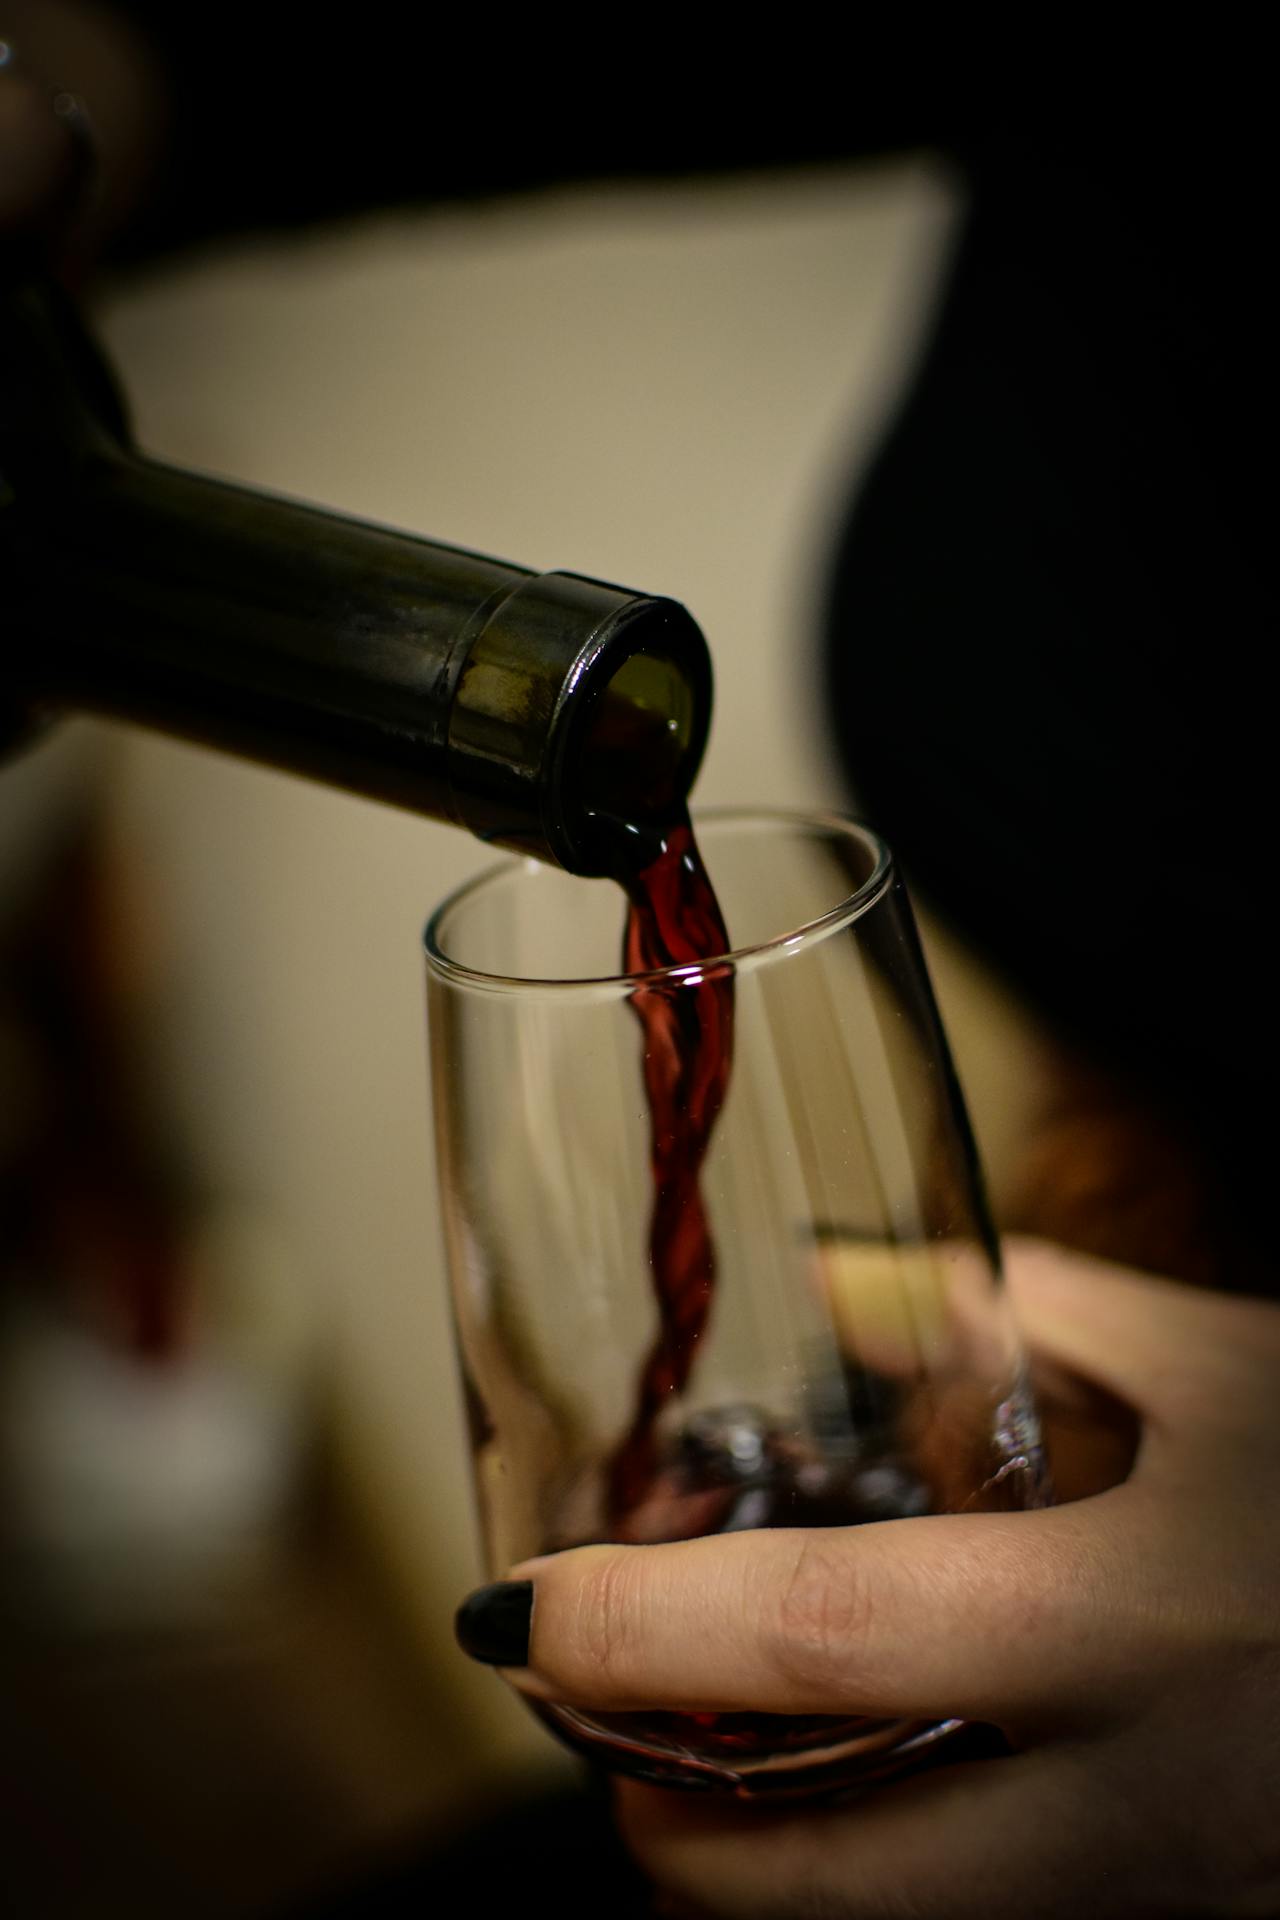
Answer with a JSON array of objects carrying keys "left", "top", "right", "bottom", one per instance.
[
  {"left": 592, "top": 809, "right": 929, "bottom": 1534},
  {"left": 595, "top": 806, "right": 735, "bottom": 1525}
]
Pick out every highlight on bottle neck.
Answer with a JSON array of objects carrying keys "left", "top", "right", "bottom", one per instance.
[{"left": 445, "top": 571, "right": 713, "bottom": 875}]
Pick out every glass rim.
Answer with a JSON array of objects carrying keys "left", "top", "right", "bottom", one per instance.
[{"left": 423, "top": 807, "right": 894, "bottom": 995}]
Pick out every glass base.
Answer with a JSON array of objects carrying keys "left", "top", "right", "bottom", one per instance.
[{"left": 534, "top": 1701, "right": 966, "bottom": 1799}]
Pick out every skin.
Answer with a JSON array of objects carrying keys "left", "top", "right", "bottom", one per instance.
[{"left": 492, "top": 1241, "right": 1280, "bottom": 1919}]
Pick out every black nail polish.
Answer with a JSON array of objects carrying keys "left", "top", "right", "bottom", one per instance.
[{"left": 455, "top": 1580, "right": 533, "bottom": 1667}]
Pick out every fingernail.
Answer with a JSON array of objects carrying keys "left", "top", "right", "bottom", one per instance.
[{"left": 455, "top": 1579, "right": 533, "bottom": 1667}]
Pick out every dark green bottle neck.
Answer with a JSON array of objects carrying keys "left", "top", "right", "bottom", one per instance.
[{"left": 0, "top": 278, "right": 712, "bottom": 873}]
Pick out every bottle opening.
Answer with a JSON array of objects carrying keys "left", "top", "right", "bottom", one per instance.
[
  {"left": 580, "top": 649, "right": 696, "bottom": 817},
  {"left": 446, "top": 572, "right": 712, "bottom": 874},
  {"left": 562, "top": 618, "right": 712, "bottom": 876}
]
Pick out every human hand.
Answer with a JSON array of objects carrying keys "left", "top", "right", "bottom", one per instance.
[{"left": 457, "top": 1240, "right": 1280, "bottom": 1918}]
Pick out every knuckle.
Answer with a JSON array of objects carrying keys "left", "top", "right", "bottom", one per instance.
[
  {"left": 571, "top": 1551, "right": 640, "bottom": 1688},
  {"left": 764, "top": 1531, "right": 874, "bottom": 1698}
]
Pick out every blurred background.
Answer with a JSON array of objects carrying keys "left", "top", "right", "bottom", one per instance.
[{"left": 1, "top": 10, "right": 1264, "bottom": 1915}]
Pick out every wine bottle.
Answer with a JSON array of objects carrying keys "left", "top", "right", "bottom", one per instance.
[{"left": 0, "top": 274, "right": 712, "bottom": 874}]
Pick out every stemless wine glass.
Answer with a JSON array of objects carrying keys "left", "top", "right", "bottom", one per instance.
[{"left": 426, "top": 809, "right": 1049, "bottom": 1796}]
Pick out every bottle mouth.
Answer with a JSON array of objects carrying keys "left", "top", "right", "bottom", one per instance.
[
  {"left": 444, "top": 573, "right": 712, "bottom": 874},
  {"left": 549, "top": 598, "right": 713, "bottom": 875}
]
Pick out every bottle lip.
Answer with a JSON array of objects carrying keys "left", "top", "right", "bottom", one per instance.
[
  {"left": 542, "top": 591, "right": 713, "bottom": 875},
  {"left": 424, "top": 807, "right": 895, "bottom": 996},
  {"left": 443, "top": 571, "right": 714, "bottom": 875}
]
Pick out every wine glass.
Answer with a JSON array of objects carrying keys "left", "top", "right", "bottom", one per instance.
[{"left": 426, "top": 809, "right": 1049, "bottom": 1796}]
